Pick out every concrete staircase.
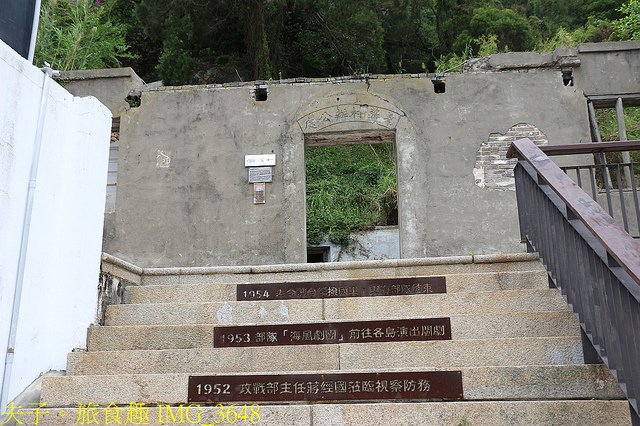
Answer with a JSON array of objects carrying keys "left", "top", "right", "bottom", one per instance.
[{"left": 39, "top": 253, "right": 631, "bottom": 425}]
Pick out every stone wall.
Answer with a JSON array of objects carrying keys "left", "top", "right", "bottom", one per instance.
[
  {"left": 573, "top": 41, "right": 640, "bottom": 96},
  {"left": 94, "top": 41, "right": 639, "bottom": 267},
  {"left": 474, "top": 124, "right": 548, "bottom": 191},
  {"left": 106, "top": 72, "right": 588, "bottom": 266}
]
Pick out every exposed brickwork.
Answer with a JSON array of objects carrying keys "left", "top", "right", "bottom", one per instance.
[{"left": 474, "top": 124, "right": 548, "bottom": 190}]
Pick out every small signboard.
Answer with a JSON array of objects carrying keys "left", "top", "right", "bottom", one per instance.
[
  {"left": 248, "top": 167, "right": 273, "bottom": 183},
  {"left": 253, "top": 182, "right": 266, "bottom": 204},
  {"left": 214, "top": 318, "right": 451, "bottom": 348},
  {"left": 245, "top": 154, "right": 276, "bottom": 167},
  {"left": 188, "top": 371, "right": 463, "bottom": 403},
  {"left": 237, "top": 276, "right": 446, "bottom": 301}
]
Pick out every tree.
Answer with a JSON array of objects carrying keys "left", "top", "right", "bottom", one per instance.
[
  {"left": 285, "top": 0, "right": 386, "bottom": 76},
  {"left": 380, "top": 0, "right": 439, "bottom": 73},
  {"left": 616, "top": 0, "right": 640, "bottom": 39},
  {"left": 35, "top": 0, "right": 132, "bottom": 70},
  {"left": 463, "top": 5, "right": 537, "bottom": 52},
  {"left": 131, "top": 0, "right": 248, "bottom": 84}
]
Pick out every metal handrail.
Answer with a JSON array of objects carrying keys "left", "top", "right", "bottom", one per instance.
[
  {"left": 509, "top": 138, "right": 640, "bottom": 424},
  {"left": 506, "top": 140, "right": 640, "bottom": 158}
]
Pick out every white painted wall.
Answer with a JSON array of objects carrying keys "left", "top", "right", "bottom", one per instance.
[{"left": 0, "top": 40, "right": 110, "bottom": 402}]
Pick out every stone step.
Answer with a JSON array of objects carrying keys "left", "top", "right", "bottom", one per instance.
[
  {"left": 105, "top": 289, "right": 569, "bottom": 326},
  {"left": 88, "top": 311, "right": 580, "bottom": 351},
  {"left": 68, "top": 337, "right": 582, "bottom": 375},
  {"left": 37, "top": 401, "right": 632, "bottom": 426},
  {"left": 41, "top": 365, "right": 624, "bottom": 407},
  {"left": 126, "top": 270, "right": 549, "bottom": 304},
  {"left": 137, "top": 255, "right": 544, "bottom": 286}
]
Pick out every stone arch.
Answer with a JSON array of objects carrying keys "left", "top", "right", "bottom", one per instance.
[
  {"left": 294, "top": 91, "right": 406, "bottom": 134},
  {"left": 473, "top": 123, "right": 549, "bottom": 191},
  {"left": 280, "top": 88, "right": 423, "bottom": 261}
]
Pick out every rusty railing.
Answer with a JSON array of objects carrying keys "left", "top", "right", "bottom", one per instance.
[{"left": 507, "top": 138, "right": 640, "bottom": 424}]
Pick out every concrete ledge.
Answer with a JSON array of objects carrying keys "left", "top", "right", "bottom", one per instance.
[
  {"left": 101, "top": 253, "right": 143, "bottom": 285},
  {"left": 579, "top": 41, "right": 640, "bottom": 53},
  {"left": 465, "top": 48, "right": 580, "bottom": 72},
  {"left": 141, "top": 259, "right": 545, "bottom": 285},
  {"left": 58, "top": 67, "right": 142, "bottom": 81},
  {"left": 472, "top": 252, "right": 539, "bottom": 264},
  {"left": 101, "top": 252, "right": 539, "bottom": 277},
  {"left": 135, "top": 253, "right": 537, "bottom": 277},
  {"left": 102, "top": 252, "right": 144, "bottom": 275}
]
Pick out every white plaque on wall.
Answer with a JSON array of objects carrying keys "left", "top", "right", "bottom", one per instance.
[
  {"left": 245, "top": 154, "right": 276, "bottom": 167},
  {"left": 248, "top": 167, "right": 273, "bottom": 183}
]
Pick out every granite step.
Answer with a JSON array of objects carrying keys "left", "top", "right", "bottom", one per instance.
[
  {"left": 37, "top": 401, "right": 632, "bottom": 426},
  {"left": 88, "top": 311, "right": 580, "bottom": 351},
  {"left": 126, "top": 270, "right": 549, "bottom": 304},
  {"left": 68, "top": 337, "right": 582, "bottom": 375},
  {"left": 40, "top": 365, "right": 625, "bottom": 407},
  {"left": 105, "top": 289, "right": 569, "bottom": 326}
]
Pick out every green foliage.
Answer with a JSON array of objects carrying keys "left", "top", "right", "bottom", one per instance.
[
  {"left": 596, "top": 107, "right": 640, "bottom": 169},
  {"left": 463, "top": 5, "right": 537, "bottom": 51},
  {"left": 616, "top": 0, "right": 640, "bottom": 39},
  {"left": 133, "top": 0, "right": 246, "bottom": 84},
  {"left": 536, "top": 17, "right": 618, "bottom": 50},
  {"left": 290, "top": 0, "right": 387, "bottom": 76},
  {"left": 434, "top": 35, "right": 500, "bottom": 73},
  {"left": 528, "top": 0, "right": 576, "bottom": 34},
  {"left": 435, "top": 43, "right": 473, "bottom": 73},
  {"left": 306, "top": 144, "right": 397, "bottom": 246},
  {"left": 35, "top": 0, "right": 133, "bottom": 70},
  {"left": 155, "top": 14, "right": 196, "bottom": 85},
  {"left": 596, "top": 107, "right": 640, "bottom": 142},
  {"left": 381, "top": 0, "right": 439, "bottom": 73},
  {"left": 87, "top": 0, "right": 637, "bottom": 82}
]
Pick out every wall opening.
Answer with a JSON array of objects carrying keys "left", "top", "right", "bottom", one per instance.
[
  {"left": 252, "top": 85, "right": 268, "bottom": 101},
  {"left": 562, "top": 69, "right": 574, "bottom": 87},
  {"left": 307, "top": 246, "right": 330, "bottom": 263},
  {"left": 432, "top": 76, "right": 446, "bottom": 94},
  {"left": 304, "top": 129, "right": 398, "bottom": 260}
]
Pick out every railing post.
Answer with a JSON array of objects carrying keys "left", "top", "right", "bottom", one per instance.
[
  {"left": 631, "top": 404, "right": 640, "bottom": 426},
  {"left": 581, "top": 329, "right": 603, "bottom": 364}
]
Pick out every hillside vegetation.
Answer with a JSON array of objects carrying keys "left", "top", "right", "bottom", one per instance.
[{"left": 37, "top": 0, "right": 639, "bottom": 83}]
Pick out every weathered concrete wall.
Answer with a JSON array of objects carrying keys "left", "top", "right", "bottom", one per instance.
[
  {"left": 0, "top": 40, "right": 110, "bottom": 402},
  {"left": 106, "top": 63, "right": 593, "bottom": 267},
  {"left": 58, "top": 67, "right": 144, "bottom": 116},
  {"left": 573, "top": 41, "right": 640, "bottom": 96}
]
